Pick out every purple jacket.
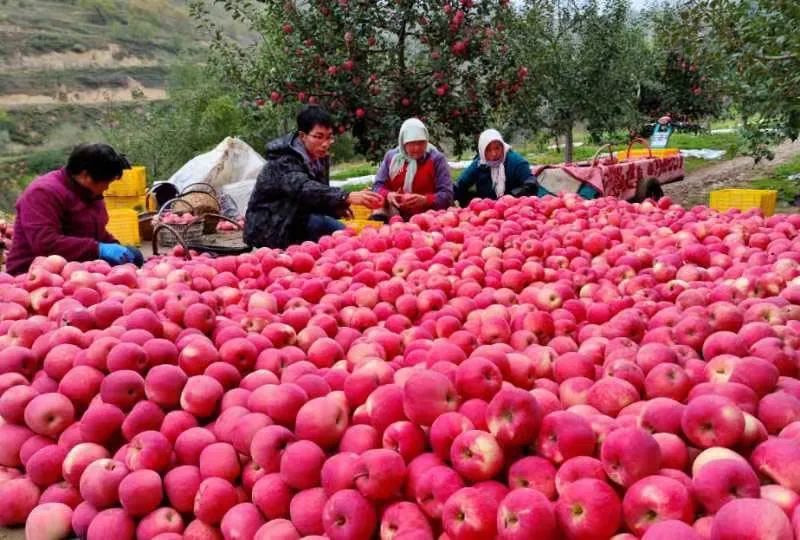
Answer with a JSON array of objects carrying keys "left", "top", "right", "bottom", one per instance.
[{"left": 6, "top": 168, "right": 117, "bottom": 275}]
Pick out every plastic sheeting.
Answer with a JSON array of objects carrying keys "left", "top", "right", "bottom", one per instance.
[
  {"left": 167, "top": 137, "right": 265, "bottom": 214},
  {"left": 680, "top": 149, "right": 726, "bottom": 160}
]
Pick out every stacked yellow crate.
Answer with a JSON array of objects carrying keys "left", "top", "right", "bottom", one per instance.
[
  {"left": 106, "top": 209, "right": 141, "bottom": 246},
  {"left": 105, "top": 166, "right": 147, "bottom": 244},
  {"left": 709, "top": 189, "right": 777, "bottom": 216},
  {"left": 105, "top": 166, "right": 147, "bottom": 211}
]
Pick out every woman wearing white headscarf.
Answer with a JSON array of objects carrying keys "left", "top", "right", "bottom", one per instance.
[
  {"left": 454, "top": 129, "right": 537, "bottom": 206},
  {"left": 371, "top": 118, "right": 453, "bottom": 220}
]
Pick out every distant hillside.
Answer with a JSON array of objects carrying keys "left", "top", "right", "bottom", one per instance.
[
  {"left": 0, "top": 0, "right": 248, "bottom": 212},
  {"left": 0, "top": 0, "right": 205, "bottom": 105}
]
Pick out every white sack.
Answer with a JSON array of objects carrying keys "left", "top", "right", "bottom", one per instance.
[{"left": 168, "top": 137, "right": 265, "bottom": 193}]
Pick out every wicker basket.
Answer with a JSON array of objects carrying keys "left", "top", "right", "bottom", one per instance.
[
  {"left": 153, "top": 198, "right": 202, "bottom": 248},
  {"left": 183, "top": 192, "right": 221, "bottom": 234},
  {"left": 155, "top": 219, "right": 203, "bottom": 248},
  {"left": 138, "top": 211, "right": 157, "bottom": 242},
  {"left": 181, "top": 183, "right": 222, "bottom": 234},
  {"left": 151, "top": 213, "right": 249, "bottom": 259}
]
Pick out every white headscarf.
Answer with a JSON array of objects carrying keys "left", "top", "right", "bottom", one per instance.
[
  {"left": 389, "top": 118, "right": 437, "bottom": 193},
  {"left": 478, "top": 129, "right": 512, "bottom": 197}
]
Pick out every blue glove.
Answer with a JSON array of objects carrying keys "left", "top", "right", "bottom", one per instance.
[
  {"left": 125, "top": 246, "right": 144, "bottom": 267},
  {"left": 98, "top": 243, "right": 132, "bottom": 265}
]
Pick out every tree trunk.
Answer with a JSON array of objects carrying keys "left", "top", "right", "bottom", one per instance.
[{"left": 564, "top": 124, "right": 574, "bottom": 163}]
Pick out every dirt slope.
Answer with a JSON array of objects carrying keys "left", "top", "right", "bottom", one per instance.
[{"left": 664, "top": 139, "right": 800, "bottom": 208}]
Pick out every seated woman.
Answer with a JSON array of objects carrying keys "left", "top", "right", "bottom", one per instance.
[
  {"left": 371, "top": 118, "right": 453, "bottom": 220},
  {"left": 454, "top": 129, "right": 537, "bottom": 206},
  {"left": 245, "top": 106, "right": 382, "bottom": 248},
  {"left": 6, "top": 143, "right": 143, "bottom": 275}
]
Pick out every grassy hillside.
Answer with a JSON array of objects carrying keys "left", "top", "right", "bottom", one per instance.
[
  {"left": 0, "top": 0, "right": 250, "bottom": 212},
  {"left": 0, "top": 0, "right": 201, "bottom": 63}
]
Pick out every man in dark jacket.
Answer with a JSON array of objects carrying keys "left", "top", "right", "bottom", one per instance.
[{"left": 244, "top": 106, "right": 382, "bottom": 249}]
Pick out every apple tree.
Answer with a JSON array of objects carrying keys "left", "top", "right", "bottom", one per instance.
[
  {"left": 509, "top": 0, "right": 648, "bottom": 162},
  {"left": 189, "top": 0, "right": 528, "bottom": 160},
  {"left": 668, "top": 0, "right": 799, "bottom": 159},
  {"left": 637, "top": 50, "right": 723, "bottom": 124}
]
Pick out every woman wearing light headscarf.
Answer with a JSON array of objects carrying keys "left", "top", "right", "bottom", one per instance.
[
  {"left": 454, "top": 129, "right": 537, "bottom": 207},
  {"left": 371, "top": 118, "right": 453, "bottom": 220}
]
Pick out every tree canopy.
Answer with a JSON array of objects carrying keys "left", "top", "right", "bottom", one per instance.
[
  {"left": 190, "top": 0, "right": 526, "bottom": 159},
  {"left": 667, "top": 0, "right": 800, "bottom": 159}
]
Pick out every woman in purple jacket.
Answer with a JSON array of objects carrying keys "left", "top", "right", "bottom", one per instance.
[{"left": 6, "top": 143, "right": 142, "bottom": 275}]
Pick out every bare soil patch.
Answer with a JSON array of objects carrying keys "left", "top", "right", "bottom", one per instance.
[
  {"left": 1, "top": 44, "right": 158, "bottom": 70},
  {"left": 0, "top": 84, "right": 166, "bottom": 108},
  {"left": 664, "top": 139, "right": 800, "bottom": 208}
]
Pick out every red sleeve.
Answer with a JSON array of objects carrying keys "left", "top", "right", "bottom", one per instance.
[
  {"left": 20, "top": 187, "right": 100, "bottom": 261},
  {"left": 426, "top": 194, "right": 436, "bottom": 206}
]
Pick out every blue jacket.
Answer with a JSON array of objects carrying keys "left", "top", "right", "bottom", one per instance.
[{"left": 454, "top": 150, "right": 536, "bottom": 206}]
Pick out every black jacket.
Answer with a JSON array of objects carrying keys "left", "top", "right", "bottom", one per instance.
[{"left": 244, "top": 133, "right": 348, "bottom": 249}]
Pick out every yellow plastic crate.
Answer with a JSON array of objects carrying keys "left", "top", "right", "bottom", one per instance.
[
  {"left": 620, "top": 148, "right": 680, "bottom": 159},
  {"left": 709, "top": 189, "right": 777, "bottom": 216},
  {"left": 350, "top": 205, "right": 373, "bottom": 220},
  {"left": 343, "top": 219, "right": 383, "bottom": 233},
  {"left": 107, "top": 166, "right": 147, "bottom": 197},
  {"left": 106, "top": 209, "right": 141, "bottom": 246},
  {"left": 105, "top": 195, "right": 147, "bottom": 211}
]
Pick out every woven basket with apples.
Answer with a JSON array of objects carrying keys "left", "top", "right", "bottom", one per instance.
[{"left": 152, "top": 198, "right": 203, "bottom": 248}]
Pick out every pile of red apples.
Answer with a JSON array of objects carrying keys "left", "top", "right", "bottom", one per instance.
[
  {"left": 1, "top": 193, "right": 800, "bottom": 540},
  {"left": 0, "top": 216, "right": 12, "bottom": 253}
]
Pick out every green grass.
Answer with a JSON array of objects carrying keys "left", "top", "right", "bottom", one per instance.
[
  {"left": 4, "top": 103, "right": 138, "bottom": 147},
  {"left": 773, "top": 154, "right": 800, "bottom": 178},
  {"left": 670, "top": 131, "right": 744, "bottom": 157},
  {"left": 525, "top": 145, "right": 602, "bottom": 165},
  {"left": 330, "top": 161, "right": 376, "bottom": 180},
  {"left": 749, "top": 153, "right": 800, "bottom": 205},
  {"left": 709, "top": 118, "right": 740, "bottom": 130}
]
